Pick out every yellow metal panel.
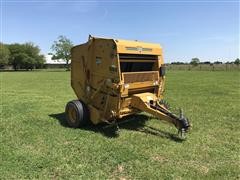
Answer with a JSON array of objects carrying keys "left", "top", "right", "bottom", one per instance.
[
  {"left": 115, "top": 39, "right": 162, "bottom": 55},
  {"left": 88, "top": 105, "right": 101, "bottom": 124}
]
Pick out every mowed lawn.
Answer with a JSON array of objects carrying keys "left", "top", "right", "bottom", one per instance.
[{"left": 0, "top": 70, "right": 239, "bottom": 179}]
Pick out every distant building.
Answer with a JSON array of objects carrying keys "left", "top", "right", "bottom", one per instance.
[{"left": 45, "top": 55, "right": 69, "bottom": 68}]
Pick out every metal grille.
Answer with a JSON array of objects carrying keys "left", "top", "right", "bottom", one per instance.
[{"left": 123, "top": 71, "right": 159, "bottom": 83}]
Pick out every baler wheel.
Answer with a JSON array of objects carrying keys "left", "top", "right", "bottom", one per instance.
[{"left": 65, "top": 100, "right": 89, "bottom": 128}]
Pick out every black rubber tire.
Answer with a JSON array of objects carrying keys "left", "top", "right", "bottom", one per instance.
[{"left": 65, "top": 100, "right": 89, "bottom": 128}]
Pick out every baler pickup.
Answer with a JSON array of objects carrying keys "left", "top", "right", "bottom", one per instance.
[{"left": 131, "top": 93, "right": 190, "bottom": 136}]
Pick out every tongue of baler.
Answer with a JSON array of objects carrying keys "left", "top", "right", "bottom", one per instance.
[{"left": 131, "top": 93, "right": 191, "bottom": 138}]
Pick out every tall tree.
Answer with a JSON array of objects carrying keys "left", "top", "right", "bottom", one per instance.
[
  {"left": 234, "top": 58, "right": 240, "bottom": 65},
  {"left": 0, "top": 43, "right": 10, "bottom": 66},
  {"left": 51, "top": 35, "right": 73, "bottom": 70},
  {"left": 190, "top": 58, "right": 200, "bottom": 66}
]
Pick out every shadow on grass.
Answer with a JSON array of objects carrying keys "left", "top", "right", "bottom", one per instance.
[{"left": 49, "top": 112, "right": 183, "bottom": 142}]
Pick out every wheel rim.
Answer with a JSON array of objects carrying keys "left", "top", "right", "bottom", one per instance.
[{"left": 68, "top": 105, "right": 77, "bottom": 123}]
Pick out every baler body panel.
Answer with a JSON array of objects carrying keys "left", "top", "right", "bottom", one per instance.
[{"left": 115, "top": 39, "right": 162, "bottom": 55}]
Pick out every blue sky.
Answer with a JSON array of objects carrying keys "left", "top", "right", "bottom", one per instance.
[{"left": 1, "top": 0, "right": 239, "bottom": 62}]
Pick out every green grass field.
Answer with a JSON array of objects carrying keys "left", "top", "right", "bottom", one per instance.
[{"left": 0, "top": 70, "right": 239, "bottom": 179}]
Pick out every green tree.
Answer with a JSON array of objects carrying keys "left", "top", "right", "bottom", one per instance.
[
  {"left": 213, "top": 61, "right": 222, "bottom": 64},
  {"left": 0, "top": 43, "right": 10, "bottom": 67},
  {"left": 51, "top": 35, "right": 73, "bottom": 70},
  {"left": 190, "top": 58, "right": 200, "bottom": 66},
  {"left": 14, "top": 53, "right": 29, "bottom": 69},
  {"left": 16, "top": 53, "right": 35, "bottom": 70},
  {"left": 8, "top": 43, "right": 23, "bottom": 70},
  {"left": 8, "top": 43, "right": 45, "bottom": 70},
  {"left": 234, "top": 58, "right": 240, "bottom": 65},
  {"left": 35, "top": 54, "right": 45, "bottom": 68},
  {"left": 23, "top": 42, "right": 45, "bottom": 69}
]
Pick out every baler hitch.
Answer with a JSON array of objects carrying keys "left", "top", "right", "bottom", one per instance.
[
  {"left": 149, "top": 100, "right": 190, "bottom": 138},
  {"left": 131, "top": 93, "right": 191, "bottom": 138},
  {"left": 150, "top": 101, "right": 190, "bottom": 133}
]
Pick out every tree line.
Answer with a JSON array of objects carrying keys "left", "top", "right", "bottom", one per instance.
[
  {"left": 0, "top": 35, "right": 73, "bottom": 71},
  {"left": 0, "top": 42, "right": 45, "bottom": 70},
  {"left": 171, "top": 58, "right": 240, "bottom": 66},
  {"left": 1, "top": 36, "right": 239, "bottom": 71}
]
